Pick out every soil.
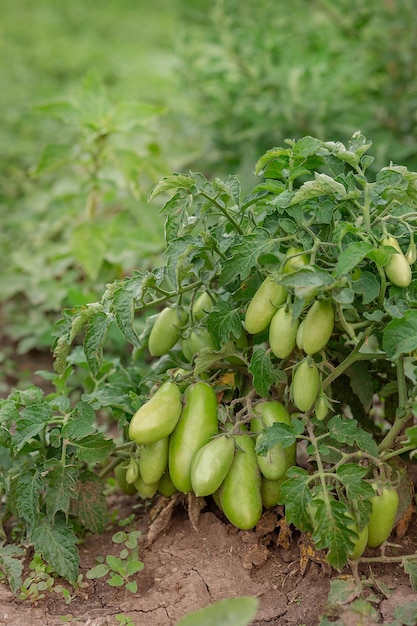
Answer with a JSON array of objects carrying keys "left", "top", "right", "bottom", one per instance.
[
  {"left": 0, "top": 490, "right": 416, "bottom": 626},
  {"left": 1, "top": 348, "right": 416, "bottom": 626}
]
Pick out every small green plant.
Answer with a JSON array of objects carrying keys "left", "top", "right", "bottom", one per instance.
[
  {"left": 86, "top": 530, "right": 144, "bottom": 593},
  {"left": 19, "top": 552, "right": 76, "bottom": 604},
  {"left": 115, "top": 615, "right": 136, "bottom": 626}
]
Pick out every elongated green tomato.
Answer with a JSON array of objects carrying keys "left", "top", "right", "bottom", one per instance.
[
  {"left": 261, "top": 475, "right": 286, "bottom": 509},
  {"left": 283, "top": 246, "right": 310, "bottom": 274},
  {"left": 220, "top": 433, "right": 263, "bottom": 530},
  {"left": 314, "top": 392, "right": 330, "bottom": 421},
  {"left": 114, "top": 462, "right": 137, "bottom": 496},
  {"left": 129, "top": 382, "right": 182, "bottom": 445},
  {"left": 269, "top": 306, "right": 299, "bottom": 360},
  {"left": 169, "top": 382, "right": 219, "bottom": 493},
  {"left": 296, "top": 319, "right": 305, "bottom": 350},
  {"left": 302, "top": 300, "right": 334, "bottom": 355},
  {"left": 346, "top": 517, "right": 368, "bottom": 560},
  {"left": 405, "top": 240, "right": 417, "bottom": 266},
  {"left": 192, "top": 292, "right": 214, "bottom": 320},
  {"left": 158, "top": 471, "right": 178, "bottom": 497},
  {"left": 148, "top": 307, "right": 187, "bottom": 357},
  {"left": 139, "top": 437, "right": 169, "bottom": 485},
  {"left": 251, "top": 401, "right": 292, "bottom": 480},
  {"left": 292, "top": 359, "right": 320, "bottom": 412},
  {"left": 190, "top": 434, "right": 235, "bottom": 497},
  {"left": 382, "top": 236, "right": 412, "bottom": 288},
  {"left": 181, "top": 328, "right": 217, "bottom": 362},
  {"left": 133, "top": 475, "right": 159, "bottom": 499},
  {"left": 367, "top": 486, "right": 399, "bottom": 548},
  {"left": 244, "top": 276, "right": 288, "bottom": 335}
]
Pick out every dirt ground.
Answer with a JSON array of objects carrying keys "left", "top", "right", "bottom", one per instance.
[{"left": 0, "top": 489, "right": 416, "bottom": 626}]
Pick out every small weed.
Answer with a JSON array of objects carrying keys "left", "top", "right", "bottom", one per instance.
[
  {"left": 115, "top": 615, "right": 135, "bottom": 626},
  {"left": 86, "top": 530, "right": 144, "bottom": 593},
  {"left": 19, "top": 552, "right": 76, "bottom": 603}
]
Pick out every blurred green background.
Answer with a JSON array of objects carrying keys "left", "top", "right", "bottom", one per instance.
[{"left": 1, "top": 0, "right": 416, "bottom": 380}]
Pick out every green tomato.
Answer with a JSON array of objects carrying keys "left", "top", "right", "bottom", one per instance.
[
  {"left": 251, "top": 400, "right": 293, "bottom": 481},
  {"left": 283, "top": 246, "right": 310, "bottom": 274},
  {"left": 114, "top": 462, "right": 137, "bottom": 496},
  {"left": 158, "top": 471, "right": 178, "bottom": 497},
  {"left": 181, "top": 328, "right": 218, "bottom": 362},
  {"left": 302, "top": 300, "right": 334, "bottom": 355},
  {"left": 405, "top": 241, "right": 417, "bottom": 266},
  {"left": 192, "top": 292, "right": 214, "bottom": 320},
  {"left": 347, "top": 518, "right": 368, "bottom": 560},
  {"left": 148, "top": 307, "right": 187, "bottom": 357},
  {"left": 244, "top": 276, "right": 288, "bottom": 335},
  {"left": 367, "top": 486, "right": 399, "bottom": 548},
  {"left": 190, "top": 434, "right": 235, "bottom": 497},
  {"left": 133, "top": 475, "right": 159, "bottom": 499},
  {"left": 125, "top": 459, "right": 140, "bottom": 484},
  {"left": 314, "top": 392, "right": 330, "bottom": 421},
  {"left": 139, "top": 437, "right": 169, "bottom": 485},
  {"left": 292, "top": 359, "right": 320, "bottom": 412},
  {"left": 219, "top": 433, "right": 263, "bottom": 530},
  {"left": 382, "top": 236, "right": 412, "bottom": 288},
  {"left": 269, "top": 306, "right": 299, "bottom": 360},
  {"left": 129, "top": 382, "right": 182, "bottom": 445},
  {"left": 169, "top": 382, "right": 219, "bottom": 493},
  {"left": 261, "top": 475, "right": 286, "bottom": 509}
]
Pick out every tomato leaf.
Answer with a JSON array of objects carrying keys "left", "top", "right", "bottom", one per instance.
[
  {"left": 45, "top": 463, "right": 78, "bottom": 519},
  {"left": 74, "top": 433, "right": 115, "bottom": 464},
  {"left": 334, "top": 242, "right": 374, "bottom": 278},
  {"left": 382, "top": 311, "right": 417, "bottom": 360},
  {"left": 311, "top": 499, "right": 355, "bottom": 571},
  {"left": 206, "top": 301, "right": 243, "bottom": 343},
  {"left": 30, "top": 518, "right": 79, "bottom": 584},
  {"left": 84, "top": 311, "right": 112, "bottom": 378},
  {"left": 327, "top": 415, "right": 378, "bottom": 456},
  {"left": 290, "top": 172, "right": 346, "bottom": 205},
  {"left": 175, "top": 596, "right": 259, "bottom": 626},
  {"left": 249, "top": 349, "right": 284, "bottom": 397},
  {"left": 255, "top": 423, "right": 297, "bottom": 455},
  {"left": 278, "top": 467, "right": 313, "bottom": 532},
  {"left": 12, "top": 404, "right": 53, "bottom": 452},
  {"left": 402, "top": 563, "right": 417, "bottom": 593},
  {"left": 15, "top": 470, "right": 43, "bottom": 528},
  {"left": 71, "top": 473, "right": 108, "bottom": 534}
]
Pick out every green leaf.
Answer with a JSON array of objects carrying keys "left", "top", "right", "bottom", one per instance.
[
  {"left": 71, "top": 473, "right": 108, "bottom": 534},
  {"left": 219, "top": 232, "right": 273, "bottom": 286},
  {"left": 75, "top": 433, "right": 115, "bottom": 464},
  {"left": 149, "top": 173, "right": 196, "bottom": 201},
  {"left": 83, "top": 311, "right": 112, "bottom": 378},
  {"left": 345, "top": 361, "right": 374, "bottom": 413},
  {"left": 125, "top": 560, "right": 144, "bottom": 576},
  {"left": 125, "top": 581, "right": 138, "bottom": 593},
  {"left": 352, "top": 271, "right": 381, "bottom": 304},
  {"left": 108, "top": 574, "right": 125, "bottom": 587},
  {"left": 249, "top": 349, "right": 283, "bottom": 397},
  {"left": 32, "top": 143, "right": 73, "bottom": 175},
  {"left": 334, "top": 242, "right": 374, "bottom": 278},
  {"left": 206, "top": 302, "right": 243, "bottom": 343},
  {"left": 12, "top": 404, "right": 53, "bottom": 451},
  {"left": 15, "top": 470, "right": 43, "bottom": 527},
  {"left": 113, "top": 101, "right": 164, "bottom": 131},
  {"left": 62, "top": 402, "right": 96, "bottom": 439},
  {"left": 383, "top": 311, "right": 417, "bottom": 360},
  {"left": 278, "top": 467, "right": 313, "bottom": 531},
  {"left": 175, "top": 596, "right": 259, "bottom": 626},
  {"left": 311, "top": 499, "right": 355, "bottom": 570},
  {"left": 327, "top": 415, "right": 378, "bottom": 456},
  {"left": 45, "top": 464, "right": 78, "bottom": 519},
  {"left": 112, "top": 288, "right": 140, "bottom": 347},
  {"left": 70, "top": 222, "right": 107, "bottom": 280},
  {"left": 335, "top": 464, "right": 374, "bottom": 529},
  {"left": 326, "top": 578, "right": 361, "bottom": 607},
  {"left": 86, "top": 563, "right": 110, "bottom": 579},
  {"left": 403, "top": 563, "right": 417, "bottom": 593},
  {"left": 0, "top": 545, "right": 24, "bottom": 594},
  {"left": 106, "top": 555, "right": 123, "bottom": 571},
  {"left": 255, "top": 423, "right": 297, "bottom": 454},
  {"left": 31, "top": 519, "right": 79, "bottom": 583},
  {"left": 291, "top": 172, "right": 346, "bottom": 205},
  {"left": 279, "top": 265, "right": 334, "bottom": 299}
]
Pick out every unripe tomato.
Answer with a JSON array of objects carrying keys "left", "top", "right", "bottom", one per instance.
[
  {"left": 148, "top": 307, "right": 187, "bottom": 357},
  {"left": 382, "top": 236, "right": 412, "bottom": 288},
  {"left": 139, "top": 437, "right": 169, "bottom": 485},
  {"left": 158, "top": 471, "right": 178, "bottom": 497},
  {"left": 292, "top": 359, "right": 320, "bottom": 412},
  {"left": 220, "top": 433, "right": 263, "bottom": 530},
  {"left": 181, "top": 328, "right": 217, "bottom": 362},
  {"left": 314, "top": 392, "right": 330, "bottom": 421},
  {"left": 169, "top": 382, "right": 219, "bottom": 493},
  {"left": 296, "top": 319, "right": 305, "bottom": 350},
  {"left": 302, "top": 300, "right": 334, "bottom": 355},
  {"left": 269, "top": 306, "right": 299, "bottom": 360},
  {"left": 125, "top": 459, "right": 140, "bottom": 484},
  {"left": 347, "top": 518, "right": 368, "bottom": 560},
  {"left": 133, "top": 475, "right": 159, "bottom": 499},
  {"left": 367, "top": 486, "right": 399, "bottom": 548},
  {"left": 251, "top": 401, "right": 293, "bottom": 481},
  {"left": 405, "top": 241, "right": 417, "bottom": 266},
  {"left": 261, "top": 475, "right": 286, "bottom": 509},
  {"left": 283, "top": 246, "right": 310, "bottom": 274},
  {"left": 190, "top": 434, "right": 235, "bottom": 497},
  {"left": 114, "top": 461, "right": 137, "bottom": 496},
  {"left": 192, "top": 292, "right": 214, "bottom": 320},
  {"left": 244, "top": 276, "right": 288, "bottom": 335},
  {"left": 129, "top": 382, "right": 182, "bottom": 445}
]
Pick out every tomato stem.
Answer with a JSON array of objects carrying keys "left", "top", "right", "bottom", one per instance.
[{"left": 378, "top": 357, "right": 412, "bottom": 453}]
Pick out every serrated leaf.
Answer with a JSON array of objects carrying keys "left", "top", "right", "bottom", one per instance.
[
  {"left": 335, "top": 464, "right": 374, "bottom": 528},
  {"left": 0, "top": 546, "right": 24, "bottom": 594},
  {"left": 83, "top": 311, "right": 112, "bottom": 377},
  {"left": 206, "top": 302, "right": 243, "bottom": 343},
  {"left": 62, "top": 402, "right": 96, "bottom": 439},
  {"left": 326, "top": 578, "right": 361, "bottom": 607},
  {"left": 291, "top": 172, "right": 346, "bottom": 205},
  {"left": 70, "top": 222, "right": 107, "bottom": 280},
  {"left": 45, "top": 464, "right": 78, "bottom": 519},
  {"left": 255, "top": 423, "right": 296, "bottom": 454},
  {"left": 71, "top": 473, "right": 108, "bottom": 534},
  {"left": 334, "top": 242, "right": 374, "bottom": 278},
  {"left": 112, "top": 288, "right": 140, "bottom": 347},
  {"left": 15, "top": 470, "right": 43, "bottom": 527},
  {"left": 278, "top": 467, "right": 312, "bottom": 531},
  {"left": 327, "top": 415, "right": 378, "bottom": 456},
  {"left": 149, "top": 173, "right": 196, "bottom": 201},
  {"left": 31, "top": 519, "right": 79, "bottom": 583},
  {"left": 402, "top": 563, "right": 417, "bottom": 593},
  {"left": 393, "top": 599, "right": 417, "bottom": 623},
  {"left": 75, "top": 433, "right": 115, "bottom": 464},
  {"left": 175, "top": 596, "right": 259, "bottom": 626},
  {"left": 352, "top": 271, "right": 381, "bottom": 304},
  {"left": 279, "top": 265, "right": 333, "bottom": 299},
  {"left": 249, "top": 349, "right": 283, "bottom": 397},
  {"left": 12, "top": 404, "right": 53, "bottom": 451},
  {"left": 345, "top": 361, "right": 374, "bottom": 413},
  {"left": 219, "top": 232, "right": 273, "bottom": 286},
  {"left": 311, "top": 499, "right": 355, "bottom": 570},
  {"left": 383, "top": 311, "right": 417, "bottom": 360}
]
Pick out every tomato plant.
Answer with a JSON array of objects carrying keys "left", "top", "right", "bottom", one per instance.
[{"left": 3, "top": 133, "right": 417, "bottom": 590}]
